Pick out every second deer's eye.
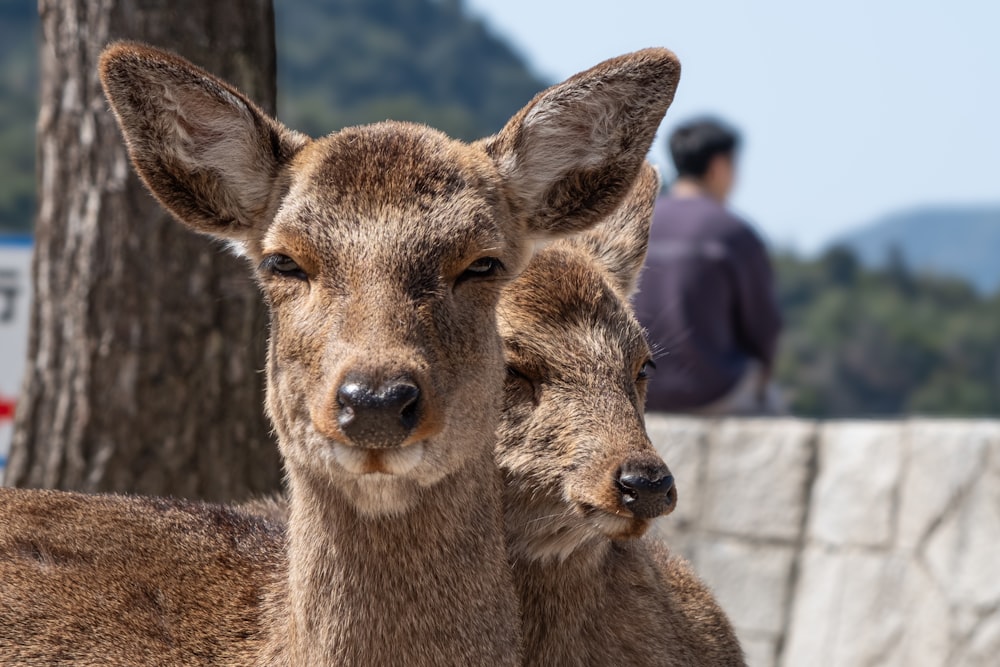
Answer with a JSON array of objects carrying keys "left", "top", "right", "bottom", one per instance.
[
  {"left": 637, "top": 360, "right": 656, "bottom": 382},
  {"left": 262, "top": 254, "right": 308, "bottom": 281},
  {"left": 457, "top": 257, "right": 504, "bottom": 284},
  {"left": 505, "top": 365, "right": 538, "bottom": 403}
]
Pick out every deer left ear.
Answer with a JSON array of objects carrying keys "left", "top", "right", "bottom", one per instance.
[
  {"left": 99, "top": 41, "right": 309, "bottom": 245},
  {"left": 565, "top": 161, "right": 660, "bottom": 299}
]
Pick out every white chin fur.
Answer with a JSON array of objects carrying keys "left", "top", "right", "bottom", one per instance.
[
  {"left": 512, "top": 508, "right": 601, "bottom": 563},
  {"left": 350, "top": 475, "right": 419, "bottom": 517},
  {"left": 328, "top": 443, "right": 426, "bottom": 517},
  {"left": 383, "top": 443, "right": 425, "bottom": 475},
  {"left": 512, "top": 506, "right": 634, "bottom": 563},
  {"left": 589, "top": 511, "right": 634, "bottom": 536},
  {"left": 331, "top": 442, "right": 425, "bottom": 475}
]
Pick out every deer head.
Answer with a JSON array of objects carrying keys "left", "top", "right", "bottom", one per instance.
[
  {"left": 497, "top": 163, "right": 676, "bottom": 561},
  {"left": 99, "top": 43, "right": 680, "bottom": 517}
]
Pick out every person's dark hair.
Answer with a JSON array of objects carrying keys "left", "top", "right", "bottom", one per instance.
[{"left": 668, "top": 118, "right": 740, "bottom": 179}]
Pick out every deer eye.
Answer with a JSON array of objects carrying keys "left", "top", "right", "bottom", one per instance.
[
  {"left": 506, "top": 365, "right": 531, "bottom": 383},
  {"left": 505, "top": 365, "right": 538, "bottom": 400},
  {"left": 262, "top": 254, "right": 307, "bottom": 281},
  {"left": 637, "top": 360, "right": 656, "bottom": 382},
  {"left": 457, "top": 257, "right": 504, "bottom": 284}
]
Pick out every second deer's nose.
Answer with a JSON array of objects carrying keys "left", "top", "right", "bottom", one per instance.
[
  {"left": 337, "top": 376, "right": 421, "bottom": 448},
  {"left": 616, "top": 460, "right": 676, "bottom": 519}
]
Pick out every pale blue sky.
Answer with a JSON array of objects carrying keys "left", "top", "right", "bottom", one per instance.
[{"left": 466, "top": 0, "right": 1000, "bottom": 251}]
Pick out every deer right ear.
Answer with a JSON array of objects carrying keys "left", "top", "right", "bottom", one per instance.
[
  {"left": 98, "top": 42, "right": 309, "bottom": 246},
  {"left": 484, "top": 48, "right": 679, "bottom": 240}
]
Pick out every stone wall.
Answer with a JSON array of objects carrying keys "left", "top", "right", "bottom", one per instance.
[{"left": 646, "top": 416, "right": 1000, "bottom": 667}]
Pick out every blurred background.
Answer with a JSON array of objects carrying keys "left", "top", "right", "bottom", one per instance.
[
  {"left": 1, "top": 0, "right": 998, "bottom": 441},
  {"left": 0, "top": 4, "right": 997, "bottom": 664}
]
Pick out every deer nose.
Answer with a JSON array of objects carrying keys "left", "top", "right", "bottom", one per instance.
[
  {"left": 616, "top": 460, "right": 676, "bottom": 519},
  {"left": 336, "top": 375, "right": 421, "bottom": 448}
]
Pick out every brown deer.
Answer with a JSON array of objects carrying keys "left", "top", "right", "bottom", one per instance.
[
  {"left": 245, "top": 163, "right": 745, "bottom": 666},
  {"left": 0, "top": 43, "right": 680, "bottom": 666},
  {"left": 496, "top": 162, "right": 745, "bottom": 666}
]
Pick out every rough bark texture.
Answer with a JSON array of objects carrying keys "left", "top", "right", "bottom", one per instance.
[{"left": 5, "top": 0, "right": 281, "bottom": 501}]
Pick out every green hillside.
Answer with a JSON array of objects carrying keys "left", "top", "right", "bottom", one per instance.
[
  {"left": 775, "top": 246, "right": 1000, "bottom": 417},
  {"left": 0, "top": 0, "right": 548, "bottom": 234},
  {"left": 0, "top": 0, "right": 37, "bottom": 234},
  {"left": 275, "top": 0, "right": 548, "bottom": 140}
]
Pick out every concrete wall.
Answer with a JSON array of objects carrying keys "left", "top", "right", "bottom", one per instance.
[{"left": 646, "top": 416, "right": 1000, "bottom": 667}]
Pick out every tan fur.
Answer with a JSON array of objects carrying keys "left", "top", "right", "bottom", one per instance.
[
  {"left": 242, "top": 165, "right": 745, "bottom": 666},
  {"left": 497, "top": 163, "right": 745, "bottom": 666},
  {"left": 0, "top": 42, "right": 680, "bottom": 666}
]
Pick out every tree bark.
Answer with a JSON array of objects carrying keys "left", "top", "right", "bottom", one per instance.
[{"left": 5, "top": 0, "right": 281, "bottom": 501}]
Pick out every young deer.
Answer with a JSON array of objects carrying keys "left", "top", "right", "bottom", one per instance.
[
  {"left": 0, "top": 44, "right": 680, "bottom": 665},
  {"left": 496, "top": 163, "right": 745, "bottom": 666},
  {"left": 243, "top": 164, "right": 746, "bottom": 666}
]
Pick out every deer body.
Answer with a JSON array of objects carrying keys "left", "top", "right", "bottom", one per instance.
[
  {"left": 0, "top": 489, "right": 280, "bottom": 665},
  {"left": 0, "top": 43, "right": 680, "bottom": 666},
  {"left": 512, "top": 540, "right": 743, "bottom": 667}
]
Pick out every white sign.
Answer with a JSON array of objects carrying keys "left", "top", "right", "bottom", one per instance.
[{"left": 0, "top": 236, "right": 32, "bottom": 472}]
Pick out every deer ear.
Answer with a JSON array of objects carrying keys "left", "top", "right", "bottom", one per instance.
[
  {"left": 98, "top": 42, "right": 309, "bottom": 245},
  {"left": 483, "top": 48, "right": 678, "bottom": 239},
  {"left": 563, "top": 162, "right": 659, "bottom": 299}
]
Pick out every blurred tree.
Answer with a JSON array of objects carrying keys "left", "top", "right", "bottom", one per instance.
[
  {"left": 885, "top": 243, "right": 915, "bottom": 296},
  {"left": 820, "top": 243, "right": 859, "bottom": 287},
  {"left": 5, "top": 1, "right": 281, "bottom": 501},
  {"left": 774, "top": 248, "right": 1000, "bottom": 417}
]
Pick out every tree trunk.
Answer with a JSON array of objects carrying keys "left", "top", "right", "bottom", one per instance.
[{"left": 5, "top": 0, "right": 281, "bottom": 502}]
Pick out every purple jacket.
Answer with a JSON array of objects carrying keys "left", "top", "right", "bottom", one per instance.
[{"left": 633, "top": 195, "right": 782, "bottom": 411}]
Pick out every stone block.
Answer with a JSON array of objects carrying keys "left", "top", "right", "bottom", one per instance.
[
  {"left": 738, "top": 633, "right": 777, "bottom": 667},
  {"left": 883, "top": 556, "right": 952, "bottom": 667},
  {"left": 702, "top": 418, "right": 816, "bottom": 542},
  {"left": 898, "top": 420, "right": 995, "bottom": 551},
  {"left": 695, "top": 535, "right": 795, "bottom": 638},
  {"left": 953, "top": 608, "right": 1000, "bottom": 667},
  {"left": 922, "top": 438, "right": 1000, "bottom": 608},
  {"left": 782, "top": 545, "right": 910, "bottom": 667},
  {"left": 807, "top": 421, "right": 903, "bottom": 548}
]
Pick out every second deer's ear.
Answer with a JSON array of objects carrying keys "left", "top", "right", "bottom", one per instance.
[
  {"left": 99, "top": 42, "right": 309, "bottom": 245},
  {"left": 566, "top": 161, "right": 660, "bottom": 299},
  {"left": 483, "top": 48, "right": 679, "bottom": 239}
]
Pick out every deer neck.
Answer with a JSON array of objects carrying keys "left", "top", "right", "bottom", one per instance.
[
  {"left": 280, "top": 446, "right": 522, "bottom": 666},
  {"left": 511, "top": 530, "right": 625, "bottom": 667}
]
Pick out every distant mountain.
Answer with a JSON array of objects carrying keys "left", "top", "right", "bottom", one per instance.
[{"left": 834, "top": 206, "right": 1000, "bottom": 294}]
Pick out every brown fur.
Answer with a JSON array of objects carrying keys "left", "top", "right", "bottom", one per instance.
[
  {"left": 497, "top": 164, "right": 745, "bottom": 666},
  {"left": 0, "top": 489, "right": 281, "bottom": 665},
  {"left": 241, "top": 165, "right": 745, "bottom": 666},
  {"left": 0, "top": 43, "right": 680, "bottom": 666}
]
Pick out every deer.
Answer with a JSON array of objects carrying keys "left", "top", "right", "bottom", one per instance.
[
  {"left": 495, "top": 161, "right": 746, "bottom": 666},
  {"left": 244, "top": 163, "right": 746, "bottom": 666},
  {"left": 0, "top": 43, "right": 681, "bottom": 666}
]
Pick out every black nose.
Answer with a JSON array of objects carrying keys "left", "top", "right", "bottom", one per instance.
[
  {"left": 337, "top": 375, "right": 421, "bottom": 448},
  {"left": 616, "top": 460, "right": 675, "bottom": 519}
]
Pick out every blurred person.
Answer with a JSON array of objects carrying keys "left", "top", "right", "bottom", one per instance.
[{"left": 634, "top": 118, "right": 784, "bottom": 415}]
